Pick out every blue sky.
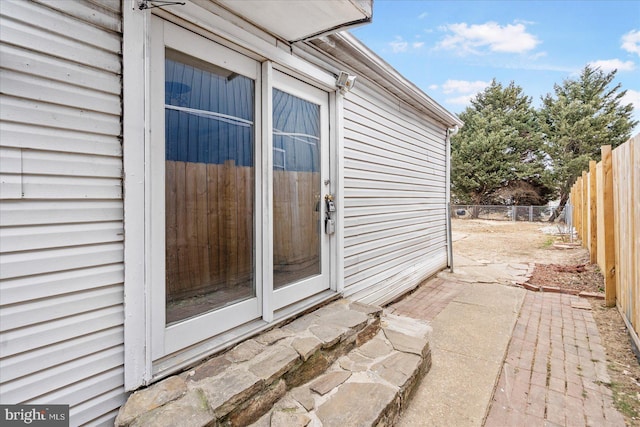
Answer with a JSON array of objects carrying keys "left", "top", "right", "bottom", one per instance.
[{"left": 350, "top": 1, "right": 640, "bottom": 130}]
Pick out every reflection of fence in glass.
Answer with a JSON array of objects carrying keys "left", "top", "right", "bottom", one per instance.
[
  {"left": 165, "top": 160, "right": 255, "bottom": 324},
  {"left": 452, "top": 205, "right": 567, "bottom": 222},
  {"left": 273, "top": 171, "right": 321, "bottom": 288}
]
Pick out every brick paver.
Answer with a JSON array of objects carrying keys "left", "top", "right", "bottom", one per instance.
[
  {"left": 387, "top": 277, "right": 466, "bottom": 321},
  {"left": 485, "top": 291, "right": 626, "bottom": 427}
]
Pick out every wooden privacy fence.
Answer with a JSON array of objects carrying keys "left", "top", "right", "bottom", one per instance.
[
  {"left": 165, "top": 160, "right": 320, "bottom": 302},
  {"left": 569, "top": 134, "right": 639, "bottom": 349},
  {"left": 165, "top": 160, "right": 254, "bottom": 302}
]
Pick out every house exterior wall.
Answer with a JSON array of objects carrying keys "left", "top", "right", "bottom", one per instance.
[
  {"left": 0, "top": 0, "right": 126, "bottom": 425},
  {"left": 1, "top": 1, "right": 455, "bottom": 425},
  {"left": 342, "top": 83, "right": 448, "bottom": 305}
]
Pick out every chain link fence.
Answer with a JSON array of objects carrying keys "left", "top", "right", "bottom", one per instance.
[
  {"left": 451, "top": 204, "right": 568, "bottom": 223},
  {"left": 451, "top": 204, "right": 575, "bottom": 242}
]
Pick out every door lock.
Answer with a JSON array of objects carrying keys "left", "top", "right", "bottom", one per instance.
[
  {"left": 325, "top": 194, "right": 336, "bottom": 213},
  {"left": 325, "top": 218, "right": 336, "bottom": 234},
  {"left": 324, "top": 194, "right": 336, "bottom": 235}
]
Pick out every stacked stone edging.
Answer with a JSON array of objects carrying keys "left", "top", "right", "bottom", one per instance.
[
  {"left": 251, "top": 313, "right": 433, "bottom": 427},
  {"left": 115, "top": 300, "right": 383, "bottom": 427}
]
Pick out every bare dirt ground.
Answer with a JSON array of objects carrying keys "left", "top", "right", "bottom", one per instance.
[
  {"left": 452, "top": 218, "right": 640, "bottom": 425},
  {"left": 452, "top": 218, "right": 584, "bottom": 265}
]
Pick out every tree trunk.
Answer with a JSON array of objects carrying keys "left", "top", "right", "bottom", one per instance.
[
  {"left": 548, "top": 192, "right": 569, "bottom": 222},
  {"left": 470, "top": 193, "right": 482, "bottom": 218}
]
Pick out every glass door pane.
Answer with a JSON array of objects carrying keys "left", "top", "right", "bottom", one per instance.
[
  {"left": 272, "top": 88, "right": 322, "bottom": 288},
  {"left": 164, "top": 49, "right": 255, "bottom": 324}
]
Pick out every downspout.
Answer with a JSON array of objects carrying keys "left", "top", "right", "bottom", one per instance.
[{"left": 445, "top": 125, "right": 459, "bottom": 272}]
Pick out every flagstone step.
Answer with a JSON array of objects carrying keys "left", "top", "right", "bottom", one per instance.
[
  {"left": 251, "top": 313, "right": 432, "bottom": 427},
  {"left": 115, "top": 299, "right": 384, "bottom": 427}
]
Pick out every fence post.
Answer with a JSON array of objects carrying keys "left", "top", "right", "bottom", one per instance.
[
  {"left": 571, "top": 185, "right": 576, "bottom": 239},
  {"left": 582, "top": 171, "right": 588, "bottom": 248},
  {"left": 576, "top": 177, "right": 583, "bottom": 241},
  {"left": 566, "top": 202, "right": 573, "bottom": 242},
  {"left": 601, "top": 145, "right": 616, "bottom": 307},
  {"left": 589, "top": 160, "right": 597, "bottom": 264}
]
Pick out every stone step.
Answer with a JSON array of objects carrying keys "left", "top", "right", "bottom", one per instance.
[
  {"left": 250, "top": 313, "right": 432, "bottom": 427},
  {"left": 115, "top": 300, "right": 385, "bottom": 427}
]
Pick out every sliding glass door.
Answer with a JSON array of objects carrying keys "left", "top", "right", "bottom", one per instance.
[{"left": 149, "top": 19, "right": 332, "bottom": 362}]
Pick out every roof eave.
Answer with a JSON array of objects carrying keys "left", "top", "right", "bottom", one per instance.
[{"left": 325, "top": 32, "right": 463, "bottom": 128}]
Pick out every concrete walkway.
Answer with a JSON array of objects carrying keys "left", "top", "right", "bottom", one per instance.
[
  {"left": 389, "top": 277, "right": 525, "bottom": 426},
  {"left": 387, "top": 262, "right": 626, "bottom": 426}
]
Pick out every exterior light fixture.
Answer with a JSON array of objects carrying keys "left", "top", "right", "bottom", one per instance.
[{"left": 336, "top": 71, "right": 357, "bottom": 94}]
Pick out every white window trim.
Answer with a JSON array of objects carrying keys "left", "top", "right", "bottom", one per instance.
[{"left": 123, "top": 1, "right": 151, "bottom": 390}]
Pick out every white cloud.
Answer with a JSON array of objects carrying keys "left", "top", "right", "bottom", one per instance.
[
  {"left": 514, "top": 19, "right": 535, "bottom": 26},
  {"left": 621, "top": 89, "right": 640, "bottom": 112},
  {"left": 440, "top": 79, "right": 490, "bottom": 94},
  {"left": 620, "top": 89, "right": 640, "bottom": 105},
  {"left": 418, "top": 12, "right": 428, "bottom": 20},
  {"left": 446, "top": 94, "right": 479, "bottom": 106},
  {"left": 430, "top": 79, "right": 490, "bottom": 108},
  {"left": 588, "top": 59, "right": 636, "bottom": 72},
  {"left": 529, "top": 51, "right": 548, "bottom": 60},
  {"left": 438, "top": 21, "right": 540, "bottom": 54},
  {"left": 621, "top": 29, "right": 640, "bottom": 56},
  {"left": 621, "top": 89, "right": 640, "bottom": 133},
  {"left": 389, "top": 36, "right": 408, "bottom": 53},
  {"left": 388, "top": 36, "right": 424, "bottom": 53}
]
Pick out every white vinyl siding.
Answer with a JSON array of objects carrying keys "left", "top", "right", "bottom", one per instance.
[
  {"left": 342, "top": 84, "right": 448, "bottom": 305},
  {"left": 1, "top": 0, "right": 455, "bottom": 421},
  {"left": 0, "top": 1, "right": 124, "bottom": 425}
]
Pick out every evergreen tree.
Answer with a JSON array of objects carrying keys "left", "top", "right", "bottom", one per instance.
[
  {"left": 451, "top": 80, "right": 553, "bottom": 210},
  {"left": 540, "top": 65, "right": 637, "bottom": 221}
]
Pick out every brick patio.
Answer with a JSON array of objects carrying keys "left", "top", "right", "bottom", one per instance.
[
  {"left": 387, "top": 277, "right": 466, "bottom": 322},
  {"left": 485, "top": 292, "right": 626, "bottom": 427}
]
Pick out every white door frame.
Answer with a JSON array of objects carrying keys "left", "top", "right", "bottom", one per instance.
[
  {"left": 269, "top": 69, "right": 331, "bottom": 311},
  {"left": 149, "top": 18, "right": 264, "bottom": 359},
  {"left": 123, "top": 2, "right": 343, "bottom": 389}
]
